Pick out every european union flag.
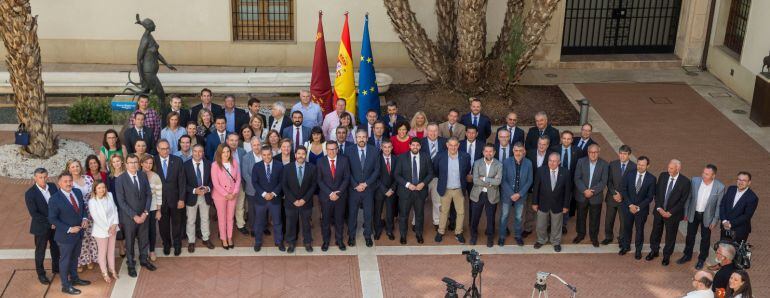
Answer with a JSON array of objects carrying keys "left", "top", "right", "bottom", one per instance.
[{"left": 357, "top": 14, "right": 380, "bottom": 125}]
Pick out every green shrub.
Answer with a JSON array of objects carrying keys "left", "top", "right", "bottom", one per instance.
[{"left": 67, "top": 97, "right": 112, "bottom": 124}]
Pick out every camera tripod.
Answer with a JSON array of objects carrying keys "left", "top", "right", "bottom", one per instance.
[{"left": 531, "top": 272, "right": 577, "bottom": 298}]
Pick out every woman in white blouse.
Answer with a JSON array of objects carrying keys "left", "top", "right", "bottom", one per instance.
[
  {"left": 140, "top": 155, "right": 163, "bottom": 261},
  {"left": 88, "top": 182, "right": 119, "bottom": 283}
]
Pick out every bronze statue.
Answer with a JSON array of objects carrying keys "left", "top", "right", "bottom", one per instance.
[
  {"left": 125, "top": 14, "right": 176, "bottom": 110},
  {"left": 762, "top": 50, "right": 770, "bottom": 74}
]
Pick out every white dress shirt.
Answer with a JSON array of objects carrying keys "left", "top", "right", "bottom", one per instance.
[
  {"left": 733, "top": 188, "right": 748, "bottom": 207},
  {"left": 406, "top": 153, "right": 421, "bottom": 188},
  {"left": 88, "top": 194, "right": 120, "bottom": 238},
  {"left": 536, "top": 151, "right": 546, "bottom": 167},
  {"left": 681, "top": 289, "right": 715, "bottom": 298},
  {"left": 36, "top": 184, "right": 51, "bottom": 204},
  {"left": 695, "top": 180, "right": 714, "bottom": 212},
  {"left": 481, "top": 159, "right": 493, "bottom": 192}
]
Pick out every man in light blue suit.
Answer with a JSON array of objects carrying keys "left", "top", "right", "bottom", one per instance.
[
  {"left": 499, "top": 142, "right": 533, "bottom": 246},
  {"left": 679, "top": 164, "right": 725, "bottom": 270},
  {"left": 345, "top": 129, "right": 380, "bottom": 247}
]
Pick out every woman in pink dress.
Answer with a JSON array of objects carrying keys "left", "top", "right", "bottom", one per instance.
[{"left": 210, "top": 144, "right": 241, "bottom": 249}]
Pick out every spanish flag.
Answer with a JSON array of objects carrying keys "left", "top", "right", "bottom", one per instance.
[{"left": 333, "top": 12, "right": 356, "bottom": 115}]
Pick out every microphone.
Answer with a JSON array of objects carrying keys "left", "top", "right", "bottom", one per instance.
[{"left": 442, "top": 277, "right": 465, "bottom": 289}]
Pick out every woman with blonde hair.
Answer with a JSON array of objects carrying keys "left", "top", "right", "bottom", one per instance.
[
  {"left": 211, "top": 144, "right": 241, "bottom": 249},
  {"left": 408, "top": 111, "right": 428, "bottom": 139},
  {"left": 63, "top": 159, "right": 98, "bottom": 272},
  {"left": 88, "top": 182, "right": 119, "bottom": 283},
  {"left": 196, "top": 108, "right": 214, "bottom": 141},
  {"left": 106, "top": 154, "right": 127, "bottom": 257},
  {"left": 139, "top": 155, "right": 163, "bottom": 261},
  {"left": 249, "top": 115, "right": 268, "bottom": 142}
]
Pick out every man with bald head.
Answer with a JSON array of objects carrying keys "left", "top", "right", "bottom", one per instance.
[
  {"left": 532, "top": 152, "right": 572, "bottom": 252},
  {"left": 525, "top": 111, "right": 560, "bottom": 151},
  {"left": 682, "top": 271, "right": 714, "bottom": 298},
  {"left": 647, "top": 159, "right": 691, "bottom": 266}
]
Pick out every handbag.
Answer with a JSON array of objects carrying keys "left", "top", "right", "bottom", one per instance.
[{"left": 15, "top": 123, "right": 29, "bottom": 146}]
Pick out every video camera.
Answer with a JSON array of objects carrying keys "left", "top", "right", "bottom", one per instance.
[
  {"left": 714, "top": 239, "right": 752, "bottom": 270},
  {"left": 462, "top": 249, "right": 484, "bottom": 275}
]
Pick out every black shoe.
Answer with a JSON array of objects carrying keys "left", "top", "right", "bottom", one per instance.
[
  {"left": 61, "top": 286, "right": 81, "bottom": 295},
  {"left": 662, "top": 257, "right": 670, "bottom": 266},
  {"left": 456, "top": 234, "right": 466, "bottom": 244},
  {"left": 322, "top": 242, "right": 329, "bottom": 251},
  {"left": 515, "top": 237, "right": 524, "bottom": 246},
  {"left": 174, "top": 246, "right": 182, "bottom": 256},
  {"left": 38, "top": 275, "right": 51, "bottom": 285},
  {"left": 128, "top": 267, "right": 137, "bottom": 277},
  {"left": 645, "top": 251, "right": 659, "bottom": 261},
  {"left": 592, "top": 240, "right": 599, "bottom": 247},
  {"left": 554, "top": 245, "right": 562, "bottom": 252},
  {"left": 676, "top": 255, "right": 692, "bottom": 265},
  {"left": 71, "top": 279, "right": 91, "bottom": 286},
  {"left": 188, "top": 244, "right": 195, "bottom": 253},
  {"left": 534, "top": 242, "right": 543, "bottom": 249},
  {"left": 348, "top": 238, "right": 356, "bottom": 247},
  {"left": 400, "top": 237, "right": 407, "bottom": 245},
  {"left": 305, "top": 244, "right": 314, "bottom": 252},
  {"left": 229, "top": 243, "right": 235, "bottom": 249},
  {"left": 619, "top": 248, "right": 630, "bottom": 255},
  {"left": 416, "top": 235, "right": 424, "bottom": 244},
  {"left": 253, "top": 245, "right": 262, "bottom": 252},
  {"left": 387, "top": 233, "right": 395, "bottom": 240},
  {"left": 435, "top": 233, "right": 443, "bottom": 243},
  {"left": 203, "top": 240, "right": 215, "bottom": 250},
  {"left": 562, "top": 226, "right": 567, "bottom": 234},
  {"left": 572, "top": 236, "right": 584, "bottom": 244},
  {"left": 635, "top": 251, "right": 642, "bottom": 260},
  {"left": 140, "top": 262, "right": 157, "bottom": 271},
  {"left": 163, "top": 246, "right": 171, "bottom": 256},
  {"left": 601, "top": 239, "right": 613, "bottom": 245},
  {"left": 365, "top": 238, "right": 374, "bottom": 247},
  {"left": 498, "top": 239, "right": 505, "bottom": 247},
  {"left": 238, "top": 227, "right": 249, "bottom": 235},
  {"left": 277, "top": 243, "right": 286, "bottom": 252},
  {"left": 287, "top": 244, "right": 295, "bottom": 253},
  {"left": 695, "top": 260, "right": 705, "bottom": 270},
  {"left": 337, "top": 241, "right": 347, "bottom": 251},
  {"left": 486, "top": 238, "right": 494, "bottom": 248}
]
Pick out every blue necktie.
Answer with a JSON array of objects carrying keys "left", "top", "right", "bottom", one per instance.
[
  {"left": 195, "top": 162, "right": 202, "bottom": 186},
  {"left": 621, "top": 163, "right": 626, "bottom": 174},
  {"left": 473, "top": 115, "right": 478, "bottom": 127},
  {"left": 412, "top": 156, "right": 419, "bottom": 185},
  {"left": 162, "top": 158, "right": 168, "bottom": 178},
  {"left": 360, "top": 149, "right": 366, "bottom": 171},
  {"left": 298, "top": 165, "right": 304, "bottom": 183},
  {"left": 266, "top": 163, "right": 272, "bottom": 181}
]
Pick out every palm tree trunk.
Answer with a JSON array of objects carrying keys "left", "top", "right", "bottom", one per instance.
[
  {"left": 455, "top": 0, "right": 488, "bottom": 91},
  {"left": 436, "top": 0, "right": 457, "bottom": 59},
  {"left": 0, "top": 0, "right": 57, "bottom": 158},
  {"left": 487, "top": 0, "right": 525, "bottom": 61},
  {"left": 511, "top": 0, "right": 560, "bottom": 86}
]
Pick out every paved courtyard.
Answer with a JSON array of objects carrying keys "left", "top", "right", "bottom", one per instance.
[{"left": 0, "top": 68, "right": 767, "bottom": 297}]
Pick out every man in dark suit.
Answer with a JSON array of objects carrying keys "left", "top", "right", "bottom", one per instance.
[
  {"left": 335, "top": 127, "right": 355, "bottom": 156},
  {"left": 433, "top": 137, "right": 471, "bottom": 244},
  {"left": 48, "top": 173, "right": 91, "bottom": 294},
  {"left": 183, "top": 145, "right": 215, "bottom": 253},
  {"left": 25, "top": 168, "right": 59, "bottom": 285},
  {"left": 719, "top": 171, "right": 758, "bottom": 244},
  {"left": 223, "top": 95, "right": 249, "bottom": 133},
  {"left": 380, "top": 100, "right": 406, "bottom": 137},
  {"left": 421, "top": 124, "right": 446, "bottom": 228},
  {"left": 154, "top": 139, "right": 187, "bottom": 256},
  {"left": 575, "top": 123, "right": 596, "bottom": 158},
  {"left": 317, "top": 142, "right": 351, "bottom": 251},
  {"left": 532, "top": 153, "right": 572, "bottom": 252},
  {"left": 252, "top": 146, "right": 285, "bottom": 252},
  {"left": 525, "top": 136, "right": 553, "bottom": 237},
  {"left": 394, "top": 138, "right": 434, "bottom": 244},
  {"left": 205, "top": 116, "right": 229, "bottom": 161},
  {"left": 346, "top": 129, "right": 380, "bottom": 247},
  {"left": 647, "top": 159, "right": 691, "bottom": 266},
  {"left": 460, "top": 126, "right": 484, "bottom": 167},
  {"left": 267, "top": 101, "right": 291, "bottom": 134},
  {"left": 282, "top": 111, "right": 311, "bottom": 151},
  {"left": 368, "top": 120, "right": 388, "bottom": 150},
  {"left": 283, "top": 146, "right": 317, "bottom": 253},
  {"left": 459, "top": 97, "right": 492, "bottom": 142},
  {"left": 374, "top": 139, "right": 398, "bottom": 240},
  {"left": 247, "top": 97, "right": 268, "bottom": 128},
  {"left": 558, "top": 131, "right": 580, "bottom": 230},
  {"left": 525, "top": 111, "right": 560, "bottom": 152},
  {"left": 572, "top": 144, "right": 609, "bottom": 247},
  {"left": 190, "top": 88, "right": 224, "bottom": 120},
  {"left": 495, "top": 112, "right": 525, "bottom": 146},
  {"left": 115, "top": 154, "right": 156, "bottom": 277},
  {"left": 494, "top": 129, "right": 513, "bottom": 161},
  {"left": 618, "top": 156, "right": 656, "bottom": 259},
  {"left": 124, "top": 112, "right": 155, "bottom": 154},
  {"left": 168, "top": 95, "right": 190, "bottom": 128},
  {"left": 602, "top": 145, "right": 635, "bottom": 245}
]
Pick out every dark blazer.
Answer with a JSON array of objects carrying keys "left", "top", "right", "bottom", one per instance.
[
  {"left": 183, "top": 159, "right": 213, "bottom": 206},
  {"left": 460, "top": 139, "right": 484, "bottom": 165},
  {"left": 654, "top": 173, "right": 691, "bottom": 220},
  {"left": 380, "top": 114, "right": 406, "bottom": 137},
  {"left": 282, "top": 125, "right": 312, "bottom": 148},
  {"left": 620, "top": 171, "right": 657, "bottom": 213},
  {"left": 532, "top": 166, "right": 573, "bottom": 214},
  {"left": 377, "top": 154, "right": 398, "bottom": 194},
  {"left": 124, "top": 126, "right": 155, "bottom": 154},
  {"left": 719, "top": 186, "right": 758, "bottom": 236},
  {"left": 606, "top": 160, "right": 636, "bottom": 199},
  {"left": 114, "top": 171, "right": 153, "bottom": 220},
  {"left": 154, "top": 155, "right": 186, "bottom": 208},
  {"left": 460, "top": 113, "right": 492, "bottom": 142},
  {"left": 573, "top": 157, "right": 609, "bottom": 205},
  {"left": 228, "top": 108, "right": 250, "bottom": 133},
  {"left": 282, "top": 162, "right": 317, "bottom": 208},
  {"left": 346, "top": 144, "right": 381, "bottom": 192},
  {"left": 167, "top": 108, "right": 191, "bottom": 128},
  {"left": 495, "top": 126, "right": 525, "bottom": 146},
  {"left": 420, "top": 137, "right": 447, "bottom": 161},
  {"left": 555, "top": 145, "right": 580, "bottom": 174},
  {"left": 368, "top": 135, "right": 387, "bottom": 150},
  {"left": 526, "top": 149, "right": 553, "bottom": 172},
  {"left": 48, "top": 189, "right": 86, "bottom": 244},
  {"left": 433, "top": 151, "right": 471, "bottom": 196},
  {"left": 25, "top": 183, "right": 58, "bottom": 235},
  {"left": 204, "top": 130, "right": 227, "bottom": 161},
  {"left": 525, "top": 125, "right": 560, "bottom": 151},
  {"left": 316, "top": 156, "right": 351, "bottom": 200},
  {"left": 493, "top": 144, "right": 513, "bottom": 161},
  {"left": 191, "top": 103, "right": 224, "bottom": 120},
  {"left": 574, "top": 137, "right": 596, "bottom": 158},
  {"left": 252, "top": 160, "right": 284, "bottom": 205},
  {"left": 268, "top": 115, "right": 291, "bottom": 134},
  {"left": 394, "top": 152, "right": 434, "bottom": 198},
  {"left": 336, "top": 141, "right": 355, "bottom": 156}
]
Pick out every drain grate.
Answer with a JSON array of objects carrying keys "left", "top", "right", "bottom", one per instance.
[
  {"left": 649, "top": 96, "right": 672, "bottom": 104},
  {"left": 545, "top": 73, "right": 558, "bottom": 78},
  {"left": 709, "top": 92, "right": 732, "bottom": 98},
  {"left": 733, "top": 109, "right": 747, "bottom": 114}
]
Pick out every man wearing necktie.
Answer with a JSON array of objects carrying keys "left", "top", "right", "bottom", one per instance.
[
  {"left": 317, "top": 142, "right": 351, "bottom": 251},
  {"left": 281, "top": 111, "right": 310, "bottom": 152},
  {"left": 183, "top": 145, "right": 215, "bottom": 253},
  {"left": 619, "top": 156, "right": 655, "bottom": 259},
  {"left": 532, "top": 153, "right": 572, "bottom": 252},
  {"left": 252, "top": 146, "right": 285, "bottom": 252},
  {"left": 420, "top": 124, "right": 447, "bottom": 229},
  {"left": 368, "top": 121, "right": 388, "bottom": 150},
  {"left": 439, "top": 109, "right": 466, "bottom": 141},
  {"left": 495, "top": 112, "right": 525, "bottom": 146},
  {"left": 575, "top": 123, "right": 596, "bottom": 159},
  {"left": 459, "top": 98, "right": 492, "bottom": 142},
  {"left": 346, "top": 130, "right": 380, "bottom": 247},
  {"left": 114, "top": 154, "right": 155, "bottom": 277},
  {"left": 48, "top": 173, "right": 91, "bottom": 295},
  {"left": 558, "top": 131, "right": 579, "bottom": 234},
  {"left": 282, "top": 146, "right": 317, "bottom": 253},
  {"left": 525, "top": 111, "right": 560, "bottom": 152},
  {"left": 205, "top": 116, "right": 228, "bottom": 161},
  {"left": 153, "top": 140, "right": 187, "bottom": 256},
  {"left": 603, "top": 145, "right": 636, "bottom": 246},
  {"left": 394, "top": 138, "right": 434, "bottom": 245},
  {"left": 647, "top": 159, "right": 691, "bottom": 266},
  {"left": 124, "top": 112, "right": 155, "bottom": 155},
  {"left": 495, "top": 129, "right": 512, "bottom": 161},
  {"left": 374, "top": 140, "right": 398, "bottom": 241}
]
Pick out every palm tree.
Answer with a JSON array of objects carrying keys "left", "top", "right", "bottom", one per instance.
[
  {"left": 0, "top": 0, "right": 56, "bottom": 158},
  {"left": 384, "top": 0, "right": 560, "bottom": 95}
]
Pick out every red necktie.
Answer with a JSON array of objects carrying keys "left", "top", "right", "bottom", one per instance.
[
  {"left": 69, "top": 193, "right": 80, "bottom": 214},
  {"left": 386, "top": 158, "right": 391, "bottom": 174},
  {"left": 330, "top": 159, "right": 336, "bottom": 179}
]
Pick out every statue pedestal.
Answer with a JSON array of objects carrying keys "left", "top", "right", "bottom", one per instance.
[{"left": 750, "top": 74, "right": 770, "bottom": 127}]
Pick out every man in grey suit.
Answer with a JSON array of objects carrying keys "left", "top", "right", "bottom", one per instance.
[
  {"left": 438, "top": 109, "right": 466, "bottom": 140},
  {"left": 602, "top": 145, "right": 636, "bottom": 245},
  {"left": 572, "top": 144, "right": 609, "bottom": 247},
  {"left": 499, "top": 142, "right": 533, "bottom": 246},
  {"left": 470, "top": 144, "right": 503, "bottom": 247},
  {"left": 678, "top": 164, "right": 725, "bottom": 270},
  {"left": 115, "top": 154, "right": 156, "bottom": 277},
  {"left": 240, "top": 137, "right": 263, "bottom": 235}
]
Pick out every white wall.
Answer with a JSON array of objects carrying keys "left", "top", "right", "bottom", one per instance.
[{"left": 738, "top": 0, "right": 770, "bottom": 75}]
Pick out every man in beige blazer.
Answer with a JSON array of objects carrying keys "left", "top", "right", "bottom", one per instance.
[
  {"left": 439, "top": 109, "right": 466, "bottom": 141},
  {"left": 470, "top": 144, "right": 503, "bottom": 247}
]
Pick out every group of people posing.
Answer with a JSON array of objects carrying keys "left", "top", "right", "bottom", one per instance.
[{"left": 26, "top": 88, "right": 758, "bottom": 296}]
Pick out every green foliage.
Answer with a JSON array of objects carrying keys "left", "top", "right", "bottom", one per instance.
[
  {"left": 503, "top": 15, "right": 527, "bottom": 79},
  {"left": 67, "top": 97, "right": 112, "bottom": 124}
]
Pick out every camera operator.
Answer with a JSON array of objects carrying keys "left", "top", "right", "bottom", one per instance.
[
  {"left": 711, "top": 243, "right": 737, "bottom": 293},
  {"left": 719, "top": 172, "right": 757, "bottom": 244}
]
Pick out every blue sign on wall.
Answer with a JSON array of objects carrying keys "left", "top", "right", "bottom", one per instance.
[{"left": 111, "top": 95, "right": 136, "bottom": 111}]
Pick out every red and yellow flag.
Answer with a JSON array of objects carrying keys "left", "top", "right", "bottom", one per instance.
[{"left": 333, "top": 12, "right": 356, "bottom": 115}]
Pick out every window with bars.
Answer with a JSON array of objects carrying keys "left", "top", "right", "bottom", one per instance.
[
  {"left": 723, "top": 0, "right": 750, "bottom": 55},
  {"left": 232, "top": 0, "right": 294, "bottom": 41}
]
